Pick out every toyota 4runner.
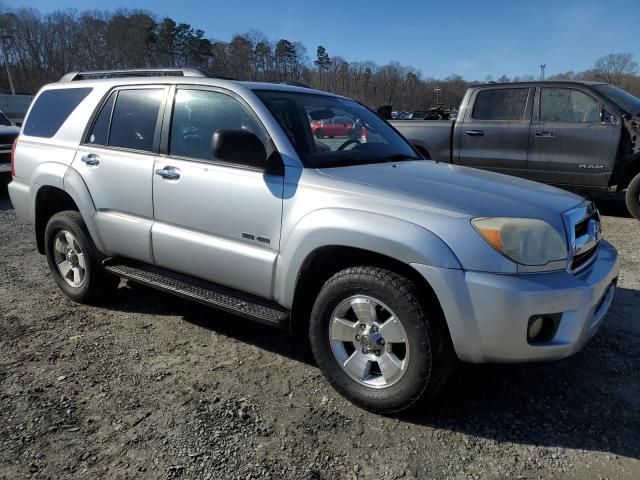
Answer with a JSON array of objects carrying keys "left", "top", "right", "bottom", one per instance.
[{"left": 9, "top": 68, "right": 620, "bottom": 413}]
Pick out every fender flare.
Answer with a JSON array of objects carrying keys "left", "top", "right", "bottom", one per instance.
[
  {"left": 62, "top": 166, "right": 109, "bottom": 253},
  {"left": 274, "top": 208, "right": 461, "bottom": 308}
]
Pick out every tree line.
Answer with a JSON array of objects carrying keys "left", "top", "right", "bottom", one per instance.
[{"left": 1, "top": 8, "right": 639, "bottom": 110}]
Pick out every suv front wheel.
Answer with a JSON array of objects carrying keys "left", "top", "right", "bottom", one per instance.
[
  {"left": 44, "top": 211, "right": 119, "bottom": 303},
  {"left": 309, "top": 266, "right": 452, "bottom": 413}
]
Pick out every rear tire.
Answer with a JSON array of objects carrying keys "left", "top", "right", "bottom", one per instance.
[
  {"left": 316, "top": 130, "right": 324, "bottom": 139},
  {"left": 309, "top": 266, "right": 452, "bottom": 413},
  {"left": 44, "top": 210, "right": 119, "bottom": 304},
  {"left": 625, "top": 173, "right": 640, "bottom": 220}
]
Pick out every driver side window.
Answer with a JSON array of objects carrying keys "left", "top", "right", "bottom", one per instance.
[
  {"left": 540, "top": 88, "right": 599, "bottom": 123},
  {"left": 170, "top": 89, "right": 266, "bottom": 162}
]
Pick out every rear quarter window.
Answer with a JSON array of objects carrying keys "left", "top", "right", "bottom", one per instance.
[{"left": 23, "top": 88, "right": 92, "bottom": 138}]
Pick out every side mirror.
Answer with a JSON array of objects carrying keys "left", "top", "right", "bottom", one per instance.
[
  {"left": 600, "top": 108, "right": 619, "bottom": 125},
  {"left": 212, "top": 129, "right": 267, "bottom": 169}
]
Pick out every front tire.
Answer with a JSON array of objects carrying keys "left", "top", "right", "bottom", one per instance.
[
  {"left": 309, "top": 266, "right": 452, "bottom": 413},
  {"left": 625, "top": 173, "right": 640, "bottom": 220},
  {"left": 44, "top": 210, "right": 119, "bottom": 304}
]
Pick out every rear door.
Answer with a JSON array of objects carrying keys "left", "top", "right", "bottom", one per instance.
[
  {"left": 527, "top": 86, "right": 621, "bottom": 188},
  {"left": 151, "top": 86, "right": 284, "bottom": 299},
  {"left": 457, "top": 87, "right": 533, "bottom": 178},
  {"left": 73, "top": 86, "right": 167, "bottom": 263}
]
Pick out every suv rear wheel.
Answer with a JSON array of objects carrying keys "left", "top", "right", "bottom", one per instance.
[
  {"left": 309, "top": 266, "right": 452, "bottom": 413},
  {"left": 625, "top": 173, "right": 640, "bottom": 220},
  {"left": 44, "top": 211, "right": 119, "bottom": 303}
]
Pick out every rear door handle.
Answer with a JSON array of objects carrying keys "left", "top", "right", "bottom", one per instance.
[
  {"left": 534, "top": 131, "right": 555, "bottom": 137},
  {"left": 465, "top": 130, "right": 484, "bottom": 136},
  {"left": 80, "top": 153, "right": 100, "bottom": 166},
  {"left": 155, "top": 167, "right": 181, "bottom": 180}
]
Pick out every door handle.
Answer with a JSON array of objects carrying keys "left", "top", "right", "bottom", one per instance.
[
  {"left": 465, "top": 130, "right": 484, "bottom": 136},
  {"left": 80, "top": 153, "right": 100, "bottom": 166},
  {"left": 534, "top": 131, "right": 555, "bottom": 137},
  {"left": 155, "top": 167, "right": 180, "bottom": 180}
]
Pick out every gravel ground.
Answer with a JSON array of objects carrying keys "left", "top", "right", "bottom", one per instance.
[{"left": 0, "top": 178, "right": 638, "bottom": 479}]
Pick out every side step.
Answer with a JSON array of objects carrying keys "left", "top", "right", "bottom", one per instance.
[{"left": 103, "top": 259, "right": 289, "bottom": 328}]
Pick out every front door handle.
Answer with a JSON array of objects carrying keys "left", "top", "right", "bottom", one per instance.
[
  {"left": 155, "top": 167, "right": 181, "bottom": 180},
  {"left": 534, "top": 131, "right": 555, "bottom": 137},
  {"left": 465, "top": 130, "right": 484, "bottom": 136},
  {"left": 80, "top": 153, "right": 100, "bottom": 166}
]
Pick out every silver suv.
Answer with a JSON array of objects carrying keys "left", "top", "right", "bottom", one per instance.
[{"left": 9, "top": 69, "right": 619, "bottom": 413}]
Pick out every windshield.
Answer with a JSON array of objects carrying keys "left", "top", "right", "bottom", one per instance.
[
  {"left": 255, "top": 90, "right": 420, "bottom": 167},
  {"left": 594, "top": 84, "right": 640, "bottom": 116}
]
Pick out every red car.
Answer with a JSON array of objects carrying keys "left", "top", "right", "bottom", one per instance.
[{"left": 311, "top": 116, "right": 357, "bottom": 138}]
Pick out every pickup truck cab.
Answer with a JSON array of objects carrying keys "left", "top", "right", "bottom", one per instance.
[
  {"left": 9, "top": 69, "right": 619, "bottom": 413},
  {"left": 391, "top": 81, "right": 640, "bottom": 219}
]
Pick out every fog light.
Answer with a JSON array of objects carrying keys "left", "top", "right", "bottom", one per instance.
[
  {"left": 527, "top": 314, "right": 562, "bottom": 344},
  {"left": 528, "top": 317, "right": 544, "bottom": 339}
]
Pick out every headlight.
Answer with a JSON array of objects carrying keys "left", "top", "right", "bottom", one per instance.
[{"left": 472, "top": 218, "right": 568, "bottom": 266}]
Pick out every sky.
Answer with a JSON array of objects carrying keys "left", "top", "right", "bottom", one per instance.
[{"left": 12, "top": 0, "right": 640, "bottom": 80}]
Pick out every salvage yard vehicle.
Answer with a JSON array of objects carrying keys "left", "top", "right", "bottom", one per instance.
[
  {"left": 0, "top": 110, "right": 20, "bottom": 174},
  {"left": 9, "top": 69, "right": 620, "bottom": 413},
  {"left": 391, "top": 81, "right": 640, "bottom": 219}
]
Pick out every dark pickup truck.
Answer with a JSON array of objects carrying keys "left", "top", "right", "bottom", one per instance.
[{"left": 390, "top": 81, "right": 640, "bottom": 219}]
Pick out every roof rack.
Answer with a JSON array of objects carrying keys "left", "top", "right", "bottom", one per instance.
[{"left": 59, "top": 67, "right": 218, "bottom": 82}]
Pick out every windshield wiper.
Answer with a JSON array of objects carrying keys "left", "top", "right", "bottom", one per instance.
[{"left": 380, "top": 154, "right": 420, "bottom": 162}]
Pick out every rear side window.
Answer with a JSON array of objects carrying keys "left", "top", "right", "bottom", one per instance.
[
  {"left": 87, "top": 91, "right": 116, "bottom": 145},
  {"left": 108, "top": 89, "right": 164, "bottom": 152},
  {"left": 23, "top": 87, "right": 92, "bottom": 138},
  {"left": 472, "top": 88, "right": 529, "bottom": 120}
]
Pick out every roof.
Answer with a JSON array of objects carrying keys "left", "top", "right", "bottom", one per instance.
[
  {"left": 55, "top": 68, "right": 334, "bottom": 96},
  {"left": 471, "top": 80, "right": 607, "bottom": 88}
]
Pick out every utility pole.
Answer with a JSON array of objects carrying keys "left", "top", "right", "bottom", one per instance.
[
  {"left": 540, "top": 64, "right": 546, "bottom": 81},
  {"left": 0, "top": 35, "right": 14, "bottom": 95},
  {"left": 433, "top": 87, "right": 442, "bottom": 105}
]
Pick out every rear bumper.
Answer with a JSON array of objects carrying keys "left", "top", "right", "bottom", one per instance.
[{"left": 412, "top": 240, "right": 620, "bottom": 363}]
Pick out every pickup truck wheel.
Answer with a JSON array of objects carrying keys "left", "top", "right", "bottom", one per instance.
[
  {"left": 44, "top": 211, "right": 119, "bottom": 304},
  {"left": 315, "top": 129, "right": 324, "bottom": 139},
  {"left": 625, "top": 173, "right": 640, "bottom": 220},
  {"left": 309, "top": 266, "right": 452, "bottom": 413}
]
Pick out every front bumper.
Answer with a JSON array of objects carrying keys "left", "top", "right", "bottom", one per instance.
[{"left": 412, "top": 240, "right": 620, "bottom": 363}]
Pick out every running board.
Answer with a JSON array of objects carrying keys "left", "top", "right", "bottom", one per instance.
[{"left": 103, "top": 260, "right": 289, "bottom": 328}]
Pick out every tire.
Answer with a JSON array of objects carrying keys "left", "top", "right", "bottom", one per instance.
[
  {"left": 309, "top": 266, "right": 452, "bottom": 413},
  {"left": 316, "top": 129, "right": 324, "bottom": 139},
  {"left": 625, "top": 173, "right": 640, "bottom": 220},
  {"left": 44, "top": 210, "right": 119, "bottom": 304}
]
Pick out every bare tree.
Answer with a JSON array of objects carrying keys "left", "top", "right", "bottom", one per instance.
[{"left": 593, "top": 53, "right": 638, "bottom": 87}]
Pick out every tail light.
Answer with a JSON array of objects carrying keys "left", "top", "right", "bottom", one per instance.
[{"left": 10, "top": 136, "right": 18, "bottom": 177}]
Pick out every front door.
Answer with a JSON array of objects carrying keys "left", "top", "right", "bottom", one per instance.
[
  {"left": 527, "top": 87, "right": 621, "bottom": 188},
  {"left": 73, "top": 86, "right": 167, "bottom": 263},
  {"left": 151, "top": 87, "right": 284, "bottom": 299},
  {"left": 456, "top": 87, "right": 533, "bottom": 178}
]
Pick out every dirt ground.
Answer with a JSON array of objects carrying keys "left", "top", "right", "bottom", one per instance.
[{"left": 0, "top": 178, "right": 638, "bottom": 479}]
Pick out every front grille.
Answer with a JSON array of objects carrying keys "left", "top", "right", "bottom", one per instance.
[{"left": 565, "top": 203, "right": 600, "bottom": 273}]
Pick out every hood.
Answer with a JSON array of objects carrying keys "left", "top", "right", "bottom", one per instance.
[
  {"left": 0, "top": 125, "right": 19, "bottom": 144},
  {"left": 317, "top": 160, "right": 584, "bottom": 228}
]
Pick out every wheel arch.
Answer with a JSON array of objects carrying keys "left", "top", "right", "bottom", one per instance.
[
  {"left": 618, "top": 152, "right": 640, "bottom": 190},
  {"left": 32, "top": 167, "right": 106, "bottom": 255},
  {"left": 288, "top": 245, "right": 454, "bottom": 355}
]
